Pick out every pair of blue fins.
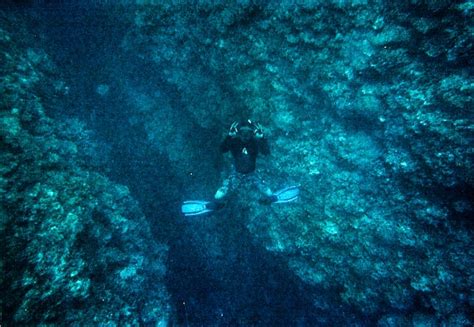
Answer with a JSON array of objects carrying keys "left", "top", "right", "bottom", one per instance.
[{"left": 181, "top": 185, "right": 300, "bottom": 216}]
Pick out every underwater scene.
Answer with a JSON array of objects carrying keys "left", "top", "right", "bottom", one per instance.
[{"left": 1, "top": 1, "right": 473, "bottom": 326}]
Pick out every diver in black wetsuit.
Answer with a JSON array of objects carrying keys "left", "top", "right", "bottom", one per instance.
[
  {"left": 214, "top": 120, "right": 274, "bottom": 201},
  {"left": 180, "top": 120, "right": 300, "bottom": 216}
]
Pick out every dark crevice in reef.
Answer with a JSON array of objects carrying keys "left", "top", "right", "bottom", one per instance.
[
  {"left": 84, "top": 93, "right": 327, "bottom": 324},
  {"left": 92, "top": 76, "right": 328, "bottom": 325},
  {"left": 166, "top": 217, "right": 333, "bottom": 326}
]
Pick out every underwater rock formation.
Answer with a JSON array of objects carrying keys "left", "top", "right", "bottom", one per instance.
[
  {"left": 1, "top": 1, "right": 473, "bottom": 325},
  {"left": 124, "top": 1, "right": 473, "bottom": 324},
  {"left": 0, "top": 13, "right": 171, "bottom": 325}
]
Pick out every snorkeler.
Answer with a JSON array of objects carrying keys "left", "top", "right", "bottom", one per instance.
[{"left": 181, "top": 120, "right": 299, "bottom": 216}]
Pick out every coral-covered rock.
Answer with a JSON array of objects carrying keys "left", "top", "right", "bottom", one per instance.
[
  {"left": 1, "top": 12, "right": 171, "bottom": 326},
  {"left": 120, "top": 2, "right": 473, "bottom": 323}
]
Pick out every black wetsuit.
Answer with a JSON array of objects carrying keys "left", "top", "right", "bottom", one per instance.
[{"left": 220, "top": 136, "right": 270, "bottom": 174}]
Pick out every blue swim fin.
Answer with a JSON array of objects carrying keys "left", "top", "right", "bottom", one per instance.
[
  {"left": 181, "top": 200, "right": 213, "bottom": 216},
  {"left": 273, "top": 185, "right": 300, "bottom": 204}
]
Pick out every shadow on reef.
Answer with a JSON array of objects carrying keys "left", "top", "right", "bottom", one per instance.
[{"left": 167, "top": 210, "right": 321, "bottom": 326}]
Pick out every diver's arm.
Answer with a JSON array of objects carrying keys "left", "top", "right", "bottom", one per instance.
[
  {"left": 219, "top": 121, "right": 239, "bottom": 153},
  {"left": 220, "top": 122, "right": 238, "bottom": 153},
  {"left": 259, "top": 138, "right": 270, "bottom": 155},
  {"left": 253, "top": 122, "right": 270, "bottom": 155},
  {"left": 220, "top": 136, "right": 232, "bottom": 153}
]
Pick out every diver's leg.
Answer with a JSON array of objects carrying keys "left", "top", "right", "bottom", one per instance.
[
  {"left": 214, "top": 170, "right": 239, "bottom": 201},
  {"left": 254, "top": 172, "right": 273, "bottom": 197},
  {"left": 214, "top": 176, "right": 230, "bottom": 200}
]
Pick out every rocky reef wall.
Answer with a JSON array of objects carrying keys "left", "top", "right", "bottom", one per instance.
[
  {"left": 123, "top": 1, "right": 473, "bottom": 325},
  {"left": 0, "top": 11, "right": 171, "bottom": 325}
]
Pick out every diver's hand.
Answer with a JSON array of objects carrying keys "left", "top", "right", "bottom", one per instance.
[
  {"left": 254, "top": 123, "right": 264, "bottom": 138},
  {"left": 228, "top": 121, "right": 239, "bottom": 137}
]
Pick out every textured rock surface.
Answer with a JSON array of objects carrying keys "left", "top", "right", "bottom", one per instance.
[
  {"left": 1, "top": 12, "right": 171, "bottom": 325},
  {"left": 2, "top": 1, "right": 473, "bottom": 325},
  {"left": 123, "top": 1, "right": 473, "bottom": 324}
]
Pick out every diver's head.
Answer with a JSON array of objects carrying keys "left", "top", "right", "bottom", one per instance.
[{"left": 238, "top": 120, "right": 255, "bottom": 142}]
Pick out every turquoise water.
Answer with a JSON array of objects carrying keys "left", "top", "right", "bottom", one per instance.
[{"left": 1, "top": 1, "right": 473, "bottom": 326}]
